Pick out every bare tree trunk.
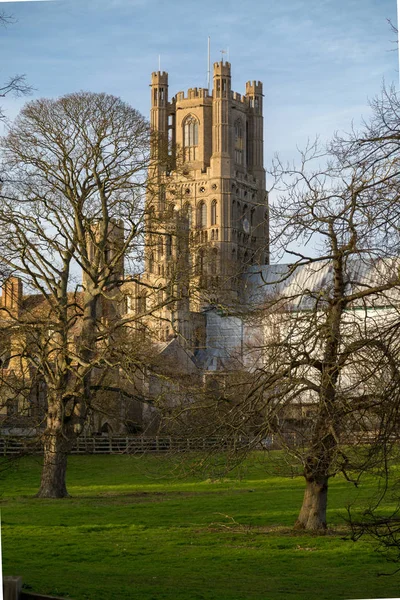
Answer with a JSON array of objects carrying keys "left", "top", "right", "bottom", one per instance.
[
  {"left": 36, "top": 428, "right": 72, "bottom": 499},
  {"left": 294, "top": 473, "right": 329, "bottom": 531},
  {"left": 293, "top": 264, "right": 343, "bottom": 532}
]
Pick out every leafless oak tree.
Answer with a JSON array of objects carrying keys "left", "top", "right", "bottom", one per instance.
[
  {"left": 167, "top": 86, "right": 400, "bottom": 532},
  {"left": 260, "top": 88, "right": 400, "bottom": 530},
  {"left": 0, "top": 92, "right": 172, "bottom": 498}
]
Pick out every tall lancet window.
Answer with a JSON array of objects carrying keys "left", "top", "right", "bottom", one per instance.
[
  {"left": 197, "top": 201, "right": 207, "bottom": 229},
  {"left": 211, "top": 200, "right": 217, "bottom": 226},
  {"left": 234, "top": 119, "right": 244, "bottom": 165},
  {"left": 183, "top": 115, "right": 199, "bottom": 161}
]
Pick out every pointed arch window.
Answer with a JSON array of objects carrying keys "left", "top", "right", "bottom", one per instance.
[
  {"left": 211, "top": 200, "right": 217, "bottom": 226},
  {"left": 183, "top": 115, "right": 199, "bottom": 161},
  {"left": 197, "top": 201, "right": 207, "bottom": 229},
  {"left": 235, "top": 119, "right": 244, "bottom": 165}
]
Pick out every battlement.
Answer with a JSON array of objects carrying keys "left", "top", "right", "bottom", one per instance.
[
  {"left": 245, "top": 80, "right": 263, "bottom": 96},
  {"left": 151, "top": 71, "right": 169, "bottom": 85},
  {"left": 174, "top": 88, "right": 211, "bottom": 102},
  {"left": 213, "top": 61, "right": 231, "bottom": 77},
  {"left": 187, "top": 87, "right": 210, "bottom": 99},
  {"left": 231, "top": 91, "right": 247, "bottom": 104}
]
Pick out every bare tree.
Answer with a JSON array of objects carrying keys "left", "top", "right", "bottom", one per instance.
[
  {"left": 329, "top": 87, "right": 400, "bottom": 551},
  {"left": 251, "top": 86, "right": 400, "bottom": 531},
  {"left": 0, "top": 92, "right": 174, "bottom": 497},
  {"left": 166, "top": 86, "right": 400, "bottom": 532}
]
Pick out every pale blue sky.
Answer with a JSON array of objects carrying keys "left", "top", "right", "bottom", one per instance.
[{"left": 0, "top": 0, "right": 398, "bottom": 167}]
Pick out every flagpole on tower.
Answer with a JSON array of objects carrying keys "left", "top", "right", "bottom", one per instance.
[{"left": 207, "top": 36, "right": 211, "bottom": 92}]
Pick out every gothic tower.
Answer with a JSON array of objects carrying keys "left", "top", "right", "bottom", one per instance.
[{"left": 143, "top": 60, "right": 269, "bottom": 349}]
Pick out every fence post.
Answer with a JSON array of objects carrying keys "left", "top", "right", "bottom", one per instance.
[{"left": 3, "top": 576, "right": 22, "bottom": 600}]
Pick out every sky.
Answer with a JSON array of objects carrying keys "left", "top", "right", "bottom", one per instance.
[
  {"left": 0, "top": 0, "right": 398, "bottom": 241},
  {"left": 0, "top": 0, "right": 397, "bottom": 154}
]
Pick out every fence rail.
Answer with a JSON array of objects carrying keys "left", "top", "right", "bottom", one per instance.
[
  {"left": 0, "top": 435, "right": 255, "bottom": 456},
  {"left": 0, "top": 432, "right": 394, "bottom": 456}
]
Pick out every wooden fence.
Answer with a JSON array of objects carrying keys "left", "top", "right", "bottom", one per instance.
[
  {"left": 0, "top": 435, "right": 255, "bottom": 457},
  {"left": 0, "top": 431, "right": 388, "bottom": 457}
]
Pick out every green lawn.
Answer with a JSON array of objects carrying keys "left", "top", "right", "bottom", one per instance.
[{"left": 1, "top": 452, "right": 399, "bottom": 600}]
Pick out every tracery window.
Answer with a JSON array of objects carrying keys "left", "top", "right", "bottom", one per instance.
[
  {"left": 183, "top": 115, "right": 199, "bottom": 161},
  {"left": 235, "top": 119, "right": 244, "bottom": 165}
]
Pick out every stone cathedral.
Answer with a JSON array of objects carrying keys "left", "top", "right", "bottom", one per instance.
[
  {"left": 0, "top": 61, "right": 270, "bottom": 434},
  {"left": 2, "top": 61, "right": 398, "bottom": 437},
  {"left": 128, "top": 60, "right": 269, "bottom": 365}
]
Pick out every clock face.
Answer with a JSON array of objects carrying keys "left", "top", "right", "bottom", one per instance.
[{"left": 242, "top": 218, "right": 250, "bottom": 234}]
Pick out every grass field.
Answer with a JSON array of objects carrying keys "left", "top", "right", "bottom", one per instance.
[{"left": 1, "top": 452, "right": 399, "bottom": 600}]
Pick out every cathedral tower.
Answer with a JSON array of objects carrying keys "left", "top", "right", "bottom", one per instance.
[{"left": 143, "top": 61, "right": 269, "bottom": 348}]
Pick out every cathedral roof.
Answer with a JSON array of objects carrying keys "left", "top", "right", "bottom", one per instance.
[{"left": 244, "top": 258, "right": 400, "bottom": 311}]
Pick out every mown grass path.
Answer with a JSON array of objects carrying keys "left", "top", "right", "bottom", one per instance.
[{"left": 1, "top": 453, "right": 399, "bottom": 599}]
